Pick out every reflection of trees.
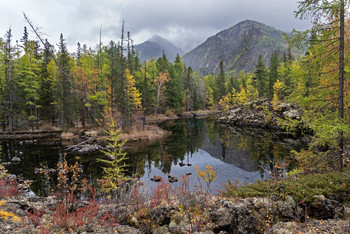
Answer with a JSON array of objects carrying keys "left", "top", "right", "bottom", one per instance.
[
  {"left": 126, "top": 119, "right": 207, "bottom": 174},
  {"left": 216, "top": 124, "right": 305, "bottom": 178}
]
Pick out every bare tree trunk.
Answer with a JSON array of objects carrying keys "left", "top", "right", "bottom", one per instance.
[{"left": 338, "top": 0, "right": 345, "bottom": 172}]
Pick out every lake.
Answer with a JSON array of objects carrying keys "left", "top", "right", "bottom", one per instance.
[{"left": 0, "top": 118, "right": 307, "bottom": 196}]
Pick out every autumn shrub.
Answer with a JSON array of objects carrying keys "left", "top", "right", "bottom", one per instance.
[
  {"left": 0, "top": 163, "right": 21, "bottom": 199},
  {"left": 150, "top": 180, "right": 173, "bottom": 208},
  {"left": 22, "top": 207, "right": 44, "bottom": 228},
  {"left": 195, "top": 165, "right": 217, "bottom": 194},
  {"left": 52, "top": 195, "right": 100, "bottom": 230},
  {"left": 175, "top": 174, "right": 210, "bottom": 232}
]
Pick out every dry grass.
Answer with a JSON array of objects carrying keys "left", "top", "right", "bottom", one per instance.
[
  {"left": 61, "top": 132, "right": 77, "bottom": 141},
  {"left": 120, "top": 124, "right": 170, "bottom": 143},
  {"left": 145, "top": 114, "right": 179, "bottom": 123}
]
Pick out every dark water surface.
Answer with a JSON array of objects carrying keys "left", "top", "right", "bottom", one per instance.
[{"left": 0, "top": 118, "right": 306, "bottom": 196}]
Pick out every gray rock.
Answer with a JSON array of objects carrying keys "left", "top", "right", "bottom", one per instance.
[
  {"left": 106, "top": 154, "right": 115, "bottom": 161},
  {"left": 309, "top": 196, "right": 344, "bottom": 219},
  {"left": 209, "top": 207, "right": 233, "bottom": 230},
  {"left": 115, "top": 225, "right": 141, "bottom": 234},
  {"left": 283, "top": 109, "right": 301, "bottom": 120},
  {"left": 11, "top": 157, "right": 21, "bottom": 163},
  {"left": 276, "top": 196, "right": 296, "bottom": 219},
  {"left": 153, "top": 225, "right": 170, "bottom": 234},
  {"left": 151, "top": 207, "right": 174, "bottom": 226},
  {"left": 0, "top": 200, "right": 29, "bottom": 217}
]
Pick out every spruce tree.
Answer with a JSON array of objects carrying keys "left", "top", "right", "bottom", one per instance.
[
  {"left": 268, "top": 52, "right": 279, "bottom": 99},
  {"left": 38, "top": 39, "right": 55, "bottom": 123},
  {"left": 57, "top": 34, "right": 74, "bottom": 127},
  {"left": 253, "top": 55, "right": 267, "bottom": 97},
  {"left": 216, "top": 59, "right": 226, "bottom": 100},
  {"left": 165, "top": 54, "right": 184, "bottom": 110}
]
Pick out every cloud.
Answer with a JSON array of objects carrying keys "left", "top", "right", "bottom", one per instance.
[{"left": 0, "top": 0, "right": 310, "bottom": 53}]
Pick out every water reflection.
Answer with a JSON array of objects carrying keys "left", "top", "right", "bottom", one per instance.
[
  {"left": 0, "top": 118, "right": 306, "bottom": 195},
  {"left": 128, "top": 118, "right": 306, "bottom": 192}
]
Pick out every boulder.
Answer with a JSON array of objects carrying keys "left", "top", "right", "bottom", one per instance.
[
  {"left": 283, "top": 109, "right": 301, "bottom": 120},
  {"left": 209, "top": 207, "right": 233, "bottom": 231},
  {"left": 309, "top": 195, "right": 344, "bottom": 219},
  {"left": 0, "top": 200, "right": 29, "bottom": 217},
  {"left": 151, "top": 207, "right": 174, "bottom": 226},
  {"left": 11, "top": 157, "right": 21, "bottom": 163}
]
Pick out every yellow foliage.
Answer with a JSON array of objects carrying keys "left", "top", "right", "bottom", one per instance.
[
  {"left": 272, "top": 79, "right": 285, "bottom": 110},
  {"left": 195, "top": 165, "right": 217, "bottom": 193},
  {"left": 0, "top": 210, "right": 21, "bottom": 222},
  {"left": 125, "top": 68, "right": 142, "bottom": 109},
  {"left": 237, "top": 86, "right": 247, "bottom": 104},
  {"left": 246, "top": 77, "right": 259, "bottom": 101},
  {"left": 218, "top": 93, "right": 232, "bottom": 112},
  {"left": 272, "top": 92, "right": 280, "bottom": 110}
]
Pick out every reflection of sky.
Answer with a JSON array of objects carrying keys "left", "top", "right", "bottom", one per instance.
[{"left": 141, "top": 149, "right": 262, "bottom": 194}]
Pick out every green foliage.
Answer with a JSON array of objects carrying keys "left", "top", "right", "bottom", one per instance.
[
  {"left": 97, "top": 122, "right": 129, "bottom": 195},
  {"left": 253, "top": 54, "right": 267, "bottom": 96},
  {"left": 223, "top": 170, "right": 350, "bottom": 202}
]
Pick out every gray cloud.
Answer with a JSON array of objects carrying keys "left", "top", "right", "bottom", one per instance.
[{"left": 0, "top": 0, "right": 310, "bottom": 53}]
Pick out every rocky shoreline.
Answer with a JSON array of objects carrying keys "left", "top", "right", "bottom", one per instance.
[
  {"left": 1, "top": 193, "right": 349, "bottom": 233},
  {"left": 216, "top": 98, "right": 304, "bottom": 132}
]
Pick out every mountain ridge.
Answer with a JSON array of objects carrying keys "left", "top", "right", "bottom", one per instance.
[
  {"left": 135, "top": 35, "right": 184, "bottom": 62},
  {"left": 182, "top": 20, "right": 290, "bottom": 75}
]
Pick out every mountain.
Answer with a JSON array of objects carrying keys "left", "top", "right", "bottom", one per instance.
[
  {"left": 182, "top": 20, "right": 290, "bottom": 75},
  {"left": 135, "top": 35, "right": 184, "bottom": 63}
]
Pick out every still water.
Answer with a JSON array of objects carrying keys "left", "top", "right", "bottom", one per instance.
[{"left": 0, "top": 118, "right": 306, "bottom": 196}]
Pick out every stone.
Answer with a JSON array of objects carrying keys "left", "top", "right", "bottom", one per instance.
[
  {"left": 276, "top": 103, "right": 292, "bottom": 111},
  {"left": 283, "top": 109, "right": 301, "bottom": 120},
  {"left": 309, "top": 196, "right": 344, "bottom": 219},
  {"left": 84, "top": 130, "right": 98, "bottom": 137},
  {"left": 153, "top": 225, "right": 170, "bottom": 234},
  {"left": 151, "top": 207, "right": 174, "bottom": 226},
  {"left": 115, "top": 225, "right": 141, "bottom": 234},
  {"left": 106, "top": 154, "right": 115, "bottom": 161},
  {"left": 11, "top": 157, "right": 21, "bottom": 163},
  {"left": 0, "top": 200, "right": 29, "bottom": 217},
  {"left": 209, "top": 207, "right": 233, "bottom": 230}
]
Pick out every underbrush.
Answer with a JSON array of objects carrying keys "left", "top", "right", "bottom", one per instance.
[
  {"left": 0, "top": 163, "right": 22, "bottom": 199},
  {"left": 222, "top": 170, "right": 350, "bottom": 203}
]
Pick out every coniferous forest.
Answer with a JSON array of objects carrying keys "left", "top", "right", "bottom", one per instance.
[{"left": 1, "top": 1, "right": 350, "bottom": 233}]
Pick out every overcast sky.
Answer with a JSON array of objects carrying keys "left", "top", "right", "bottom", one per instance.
[{"left": 0, "top": 0, "right": 311, "bottom": 53}]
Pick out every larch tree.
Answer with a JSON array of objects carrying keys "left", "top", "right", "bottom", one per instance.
[
  {"left": 17, "top": 40, "right": 41, "bottom": 129},
  {"left": 293, "top": 0, "right": 349, "bottom": 171},
  {"left": 154, "top": 72, "right": 170, "bottom": 115}
]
